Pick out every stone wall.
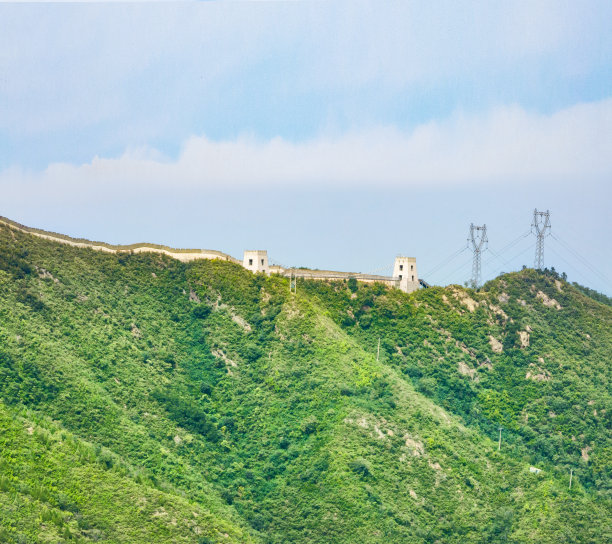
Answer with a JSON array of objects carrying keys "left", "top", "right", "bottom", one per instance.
[
  {"left": 1, "top": 217, "right": 420, "bottom": 292},
  {"left": 0, "top": 217, "right": 240, "bottom": 264}
]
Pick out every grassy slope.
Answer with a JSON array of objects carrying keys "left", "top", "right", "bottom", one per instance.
[{"left": 0, "top": 223, "right": 610, "bottom": 543}]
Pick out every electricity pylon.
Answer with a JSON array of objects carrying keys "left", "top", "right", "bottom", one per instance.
[
  {"left": 468, "top": 223, "right": 488, "bottom": 289},
  {"left": 532, "top": 209, "right": 551, "bottom": 270},
  {"left": 289, "top": 269, "right": 297, "bottom": 294}
]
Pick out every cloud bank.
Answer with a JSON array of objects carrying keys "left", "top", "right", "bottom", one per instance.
[
  {"left": 2, "top": 99, "right": 611, "bottom": 201},
  {"left": 2, "top": 1, "right": 611, "bottom": 172}
]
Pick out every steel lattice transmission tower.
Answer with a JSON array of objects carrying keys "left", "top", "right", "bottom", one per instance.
[
  {"left": 468, "top": 223, "right": 488, "bottom": 288},
  {"left": 532, "top": 209, "right": 551, "bottom": 270}
]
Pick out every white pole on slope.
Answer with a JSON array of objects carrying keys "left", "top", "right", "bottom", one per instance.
[
  {"left": 289, "top": 270, "right": 297, "bottom": 294},
  {"left": 569, "top": 469, "right": 573, "bottom": 489},
  {"left": 377, "top": 338, "right": 380, "bottom": 362},
  {"left": 498, "top": 427, "right": 502, "bottom": 451}
]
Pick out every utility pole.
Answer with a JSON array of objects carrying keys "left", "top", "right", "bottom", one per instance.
[
  {"left": 532, "top": 209, "right": 551, "bottom": 269},
  {"left": 468, "top": 223, "right": 488, "bottom": 289},
  {"left": 376, "top": 338, "right": 380, "bottom": 362},
  {"left": 569, "top": 468, "right": 573, "bottom": 489},
  {"left": 289, "top": 270, "right": 297, "bottom": 294},
  {"left": 498, "top": 427, "right": 502, "bottom": 451}
]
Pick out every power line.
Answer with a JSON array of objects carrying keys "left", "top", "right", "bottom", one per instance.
[
  {"left": 468, "top": 230, "right": 533, "bottom": 279},
  {"left": 438, "top": 254, "right": 474, "bottom": 285},
  {"left": 366, "top": 263, "right": 394, "bottom": 276},
  {"left": 546, "top": 242, "right": 611, "bottom": 292},
  {"left": 545, "top": 244, "right": 589, "bottom": 281},
  {"left": 488, "top": 230, "right": 532, "bottom": 265},
  {"left": 431, "top": 230, "right": 531, "bottom": 281},
  {"left": 481, "top": 241, "right": 536, "bottom": 279},
  {"left": 495, "top": 230, "right": 532, "bottom": 255},
  {"left": 550, "top": 234, "right": 612, "bottom": 287},
  {"left": 270, "top": 214, "right": 607, "bottom": 293},
  {"left": 505, "top": 241, "right": 537, "bottom": 268},
  {"left": 484, "top": 246, "right": 511, "bottom": 270},
  {"left": 421, "top": 245, "right": 469, "bottom": 278},
  {"left": 437, "top": 235, "right": 530, "bottom": 287}
]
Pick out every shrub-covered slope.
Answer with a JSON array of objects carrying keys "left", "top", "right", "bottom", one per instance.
[
  {"left": 303, "top": 268, "right": 612, "bottom": 496},
  {"left": 0, "top": 223, "right": 610, "bottom": 543},
  {"left": 0, "top": 403, "right": 251, "bottom": 544}
]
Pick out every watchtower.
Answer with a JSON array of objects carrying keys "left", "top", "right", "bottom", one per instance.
[
  {"left": 393, "top": 256, "right": 419, "bottom": 293},
  {"left": 243, "top": 250, "right": 269, "bottom": 274}
]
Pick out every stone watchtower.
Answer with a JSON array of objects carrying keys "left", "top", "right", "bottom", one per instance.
[
  {"left": 393, "top": 256, "right": 419, "bottom": 293},
  {"left": 243, "top": 250, "right": 269, "bottom": 274}
]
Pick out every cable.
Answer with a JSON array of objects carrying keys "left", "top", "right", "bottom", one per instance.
[
  {"left": 478, "top": 230, "right": 532, "bottom": 273},
  {"left": 483, "top": 242, "right": 526, "bottom": 271},
  {"left": 480, "top": 241, "right": 536, "bottom": 279},
  {"left": 550, "top": 234, "right": 611, "bottom": 286},
  {"left": 547, "top": 241, "right": 611, "bottom": 292},
  {"left": 496, "top": 230, "right": 532, "bottom": 255},
  {"left": 433, "top": 233, "right": 532, "bottom": 287},
  {"left": 545, "top": 244, "right": 594, "bottom": 283},
  {"left": 481, "top": 233, "right": 532, "bottom": 271},
  {"left": 421, "top": 246, "right": 469, "bottom": 278},
  {"left": 486, "top": 231, "right": 531, "bottom": 260},
  {"left": 483, "top": 246, "right": 512, "bottom": 270},
  {"left": 505, "top": 241, "right": 537, "bottom": 266},
  {"left": 545, "top": 243, "right": 611, "bottom": 295},
  {"left": 437, "top": 255, "right": 475, "bottom": 285},
  {"left": 366, "top": 263, "right": 394, "bottom": 276}
]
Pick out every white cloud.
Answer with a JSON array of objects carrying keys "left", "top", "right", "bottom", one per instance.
[{"left": 1, "top": 99, "right": 611, "bottom": 202}]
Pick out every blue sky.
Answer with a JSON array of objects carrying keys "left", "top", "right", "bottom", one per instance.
[{"left": 1, "top": 1, "right": 611, "bottom": 293}]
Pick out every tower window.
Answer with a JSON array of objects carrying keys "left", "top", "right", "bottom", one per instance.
[
  {"left": 399, "top": 264, "right": 403, "bottom": 271},
  {"left": 411, "top": 265, "right": 414, "bottom": 271},
  {"left": 261, "top": 259, "right": 264, "bottom": 265},
  {"left": 399, "top": 274, "right": 403, "bottom": 280},
  {"left": 249, "top": 259, "right": 253, "bottom": 265},
  {"left": 412, "top": 275, "right": 414, "bottom": 281}
]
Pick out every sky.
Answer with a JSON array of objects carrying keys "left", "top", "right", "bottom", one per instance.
[{"left": 1, "top": 1, "right": 611, "bottom": 294}]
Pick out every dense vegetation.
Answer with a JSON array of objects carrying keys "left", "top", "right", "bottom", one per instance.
[
  {"left": 572, "top": 282, "right": 612, "bottom": 307},
  {"left": 0, "top": 223, "right": 610, "bottom": 543}
]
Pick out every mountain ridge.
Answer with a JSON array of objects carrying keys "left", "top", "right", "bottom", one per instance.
[
  {"left": 0, "top": 221, "right": 609, "bottom": 543},
  {"left": 0, "top": 216, "right": 239, "bottom": 263}
]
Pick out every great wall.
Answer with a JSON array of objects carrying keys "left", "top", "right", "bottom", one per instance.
[{"left": 0, "top": 216, "right": 424, "bottom": 293}]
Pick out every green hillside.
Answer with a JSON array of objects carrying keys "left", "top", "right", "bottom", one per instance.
[{"left": 0, "top": 222, "right": 610, "bottom": 543}]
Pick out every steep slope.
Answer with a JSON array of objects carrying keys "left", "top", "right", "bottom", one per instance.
[
  {"left": 0, "top": 222, "right": 610, "bottom": 543},
  {"left": 186, "top": 262, "right": 610, "bottom": 542},
  {"left": 302, "top": 268, "right": 612, "bottom": 497},
  {"left": 0, "top": 403, "right": 251, "bottom": 544},
  {"left": 0, "top": 225, "right": 258, "bottom": 543}
]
